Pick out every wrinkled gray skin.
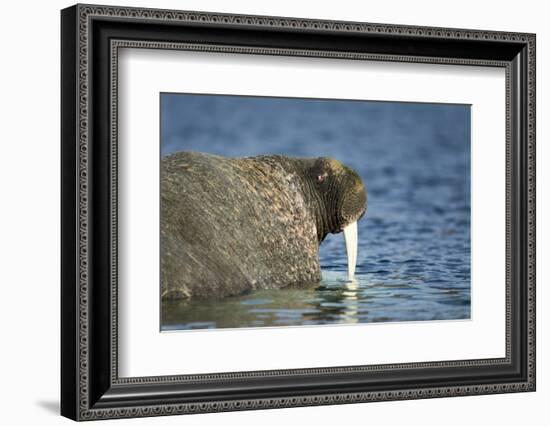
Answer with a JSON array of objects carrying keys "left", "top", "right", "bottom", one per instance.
[{"left": 161, "top": 151, "right": 367, "bottom": 300}]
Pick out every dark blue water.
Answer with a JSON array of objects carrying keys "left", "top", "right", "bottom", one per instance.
[{"left": 160, "top": 94, "right": 471, "bottom": 330}]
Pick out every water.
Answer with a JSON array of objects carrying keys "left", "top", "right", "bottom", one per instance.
[{"left": 160, "top": 94, "right": 471, "bottom": 330}]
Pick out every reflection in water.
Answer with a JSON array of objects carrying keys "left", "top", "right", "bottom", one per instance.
[
  {"left": 341, "top": 278, "right": 359, "bottom": 324},
  {"left": 160, "top": 95, "right": 471, "bottom": 331},
  {"left": 161, "top": 271, "right": 470, "bottom": 331}
]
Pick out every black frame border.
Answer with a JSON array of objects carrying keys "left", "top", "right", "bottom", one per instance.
[{"left": 61, "top": 4, "right": 536, "bottom": 421}]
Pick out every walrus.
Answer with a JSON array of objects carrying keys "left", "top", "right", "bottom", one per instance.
[{"left": 161, "top": 151, "right": 367, "bottom": 300}]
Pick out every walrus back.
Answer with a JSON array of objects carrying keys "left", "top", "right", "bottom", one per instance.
[{"left": 161, "top": 151, "right": 321, "bottom": 300}]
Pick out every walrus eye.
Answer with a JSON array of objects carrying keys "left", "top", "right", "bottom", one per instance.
[{"left": 316, "top": 174, "right": 326, "bottom": 183}]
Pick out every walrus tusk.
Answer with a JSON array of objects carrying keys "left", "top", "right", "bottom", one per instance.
[{"left": 343, "top": 221, "right": 358, "bottom": 279}]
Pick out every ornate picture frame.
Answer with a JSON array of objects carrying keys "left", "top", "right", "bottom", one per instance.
[{"left": 61, "top": 3, "right": 535, "bottom": 421}]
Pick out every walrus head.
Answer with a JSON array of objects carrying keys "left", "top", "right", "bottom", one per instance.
[
  {"left": 278, "top": 156, "right": 367, "bottom": 279},
  {"left": 306, "top": 157, "right": 367, "bottom": 278}
]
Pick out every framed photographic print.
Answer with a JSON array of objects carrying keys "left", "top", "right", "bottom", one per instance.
[{"left": 61, "top": 3, "right": 536, "bottom": 421}]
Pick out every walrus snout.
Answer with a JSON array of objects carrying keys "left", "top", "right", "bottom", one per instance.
[{"left": 338, "top": 184, "right": 367, "bottom": 231}]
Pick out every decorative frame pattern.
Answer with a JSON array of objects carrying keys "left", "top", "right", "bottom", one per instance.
[{"left": 61, "top": 3, "right": 536, "bottom": 421}]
